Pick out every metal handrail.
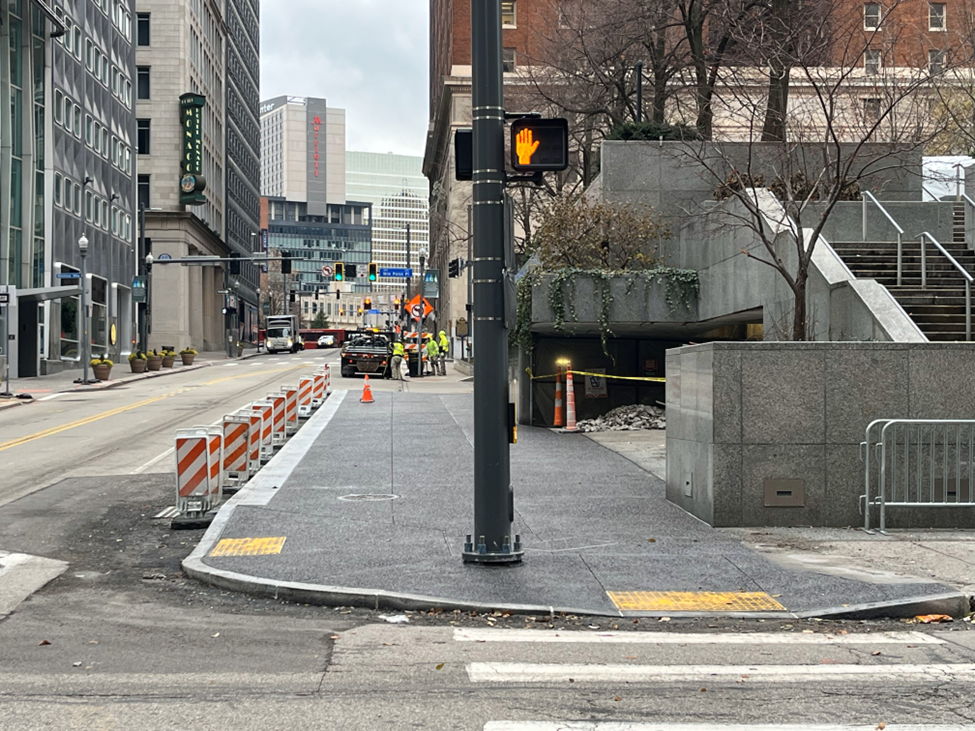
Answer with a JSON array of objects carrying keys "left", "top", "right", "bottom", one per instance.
[
  {"left": 862, "top": 191, "right": 905, "bottom": 285},
  {"left": 917, "top": 231, "right": 973, "bottom": 340}
]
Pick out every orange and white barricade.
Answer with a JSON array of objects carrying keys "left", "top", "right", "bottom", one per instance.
[
  {"left": 297, "top": 376, "right": 314, "bottom": 418},
  {"left": 222, "top": 414, "right": 251, "bottom": 489},
  {"left": 175, "top": 427, "right": 213, "bottom": 516},
  {"left": 266, "top": 393, "right": 287, "bottom": 446},
  {"left": 281, "top": 385, "right": 299, "bottom": 435},
  {"left": 250, "top": 401, "right": 275, "bottom": 460},
  {"left": 311, "top": 373, "right": 326, "bottom": 407},
  {"left": 206, "top": 426, "right": 224, "bottom": 503},
  {"left": 239, "top": 409, "right": 263, "bottom": 475},
  {"left": 322, "top": 364, "right": 332, "bottom": 395}
]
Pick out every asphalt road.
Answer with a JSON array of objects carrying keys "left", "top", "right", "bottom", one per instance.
[{"left": 1, "top": 351, "right": 974, "bottom": 729}]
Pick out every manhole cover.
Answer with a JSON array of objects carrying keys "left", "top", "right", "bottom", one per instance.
[{"left": 338, "top": 493, "right": 399, "bottom": 502}]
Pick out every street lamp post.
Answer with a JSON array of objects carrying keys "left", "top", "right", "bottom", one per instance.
[
  {"left": 416, "top": 250, "right": 427, "bottom": 377},
  {"left": 77, "top": 233, "right": 92, "bottom": 384}
]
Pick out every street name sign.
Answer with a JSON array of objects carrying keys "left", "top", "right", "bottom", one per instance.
[{"left": 380, "top": 267, "right": 413, "bottom": 278}]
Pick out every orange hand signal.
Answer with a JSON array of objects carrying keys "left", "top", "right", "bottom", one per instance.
[{"left": 516, "top": 128, "right": 540, "bottom": 166}]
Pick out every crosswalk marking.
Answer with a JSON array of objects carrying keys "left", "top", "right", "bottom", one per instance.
[
  {"left": 484, "top": 724, "right": 975, "bottom": 731},
  {"left": 454, "top": 628, "right": 943, "bottom": 645},
  {"left": 467, "top": 662, "right": 975, "bottom": 683}
]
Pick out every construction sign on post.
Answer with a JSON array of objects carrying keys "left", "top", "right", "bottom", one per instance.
[{"left": 405, "top": 294, "right": 433, "bottom": 321}]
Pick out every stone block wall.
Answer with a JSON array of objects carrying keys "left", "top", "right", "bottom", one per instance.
[{"left": 666, "top": 342, "right": 975, "bottom": 528}]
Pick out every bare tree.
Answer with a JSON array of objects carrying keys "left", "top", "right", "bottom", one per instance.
[{"left": 678, "top": 0, "right": 949, "bottom": 339}]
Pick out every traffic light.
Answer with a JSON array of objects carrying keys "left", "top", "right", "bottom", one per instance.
[
  {"left": 368, "top": 262, "right": 378, "bottom": 281},
  {"left": 334, "top": 262, "right": 344, "bottom": 281},
  {"left": 229, "top": 252, "right": 240, "bottom": 275},
  {"left": 364, "top": 297, "right": 372, "bottom": 310},
  {"left": 346, "top": 263, "right": 358, "bottom": 279},
  {"left": 281, "top": 252, "right": 292, "bottom": 274},
  {"left": 510, "top": 117, "right": 570, "bottom": 172},
  {"left": 448, "top": 258, "right": 462, "bottom": 278}
]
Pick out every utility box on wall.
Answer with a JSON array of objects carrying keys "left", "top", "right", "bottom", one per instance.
[{"left": 665, "top": 341, "right": 975, "bottom": 528}]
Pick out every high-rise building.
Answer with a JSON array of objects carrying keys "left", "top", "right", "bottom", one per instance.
[
  {"left": 346, "top": 152, "right": 428, "bottom": 297},
  {"left": 51, "top": 0, "right": 138, "bottom": 370},
  {"left": 1, "top": 0, "right": 137, "bottom": 378},
  {"left": 135, "top": 0, "right": 261, "bottom": 351},
  {"left": 260, "top": 96, "right": 346, "bottom": 210}
]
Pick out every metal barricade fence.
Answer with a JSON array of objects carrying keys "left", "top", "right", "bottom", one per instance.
[{"left": 861, "top": 419, "right": 975, "bottom": 532}]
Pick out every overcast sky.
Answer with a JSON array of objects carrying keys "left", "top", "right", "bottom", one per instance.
[{"left": 259, "top": 1, "right": 429, "bottom": 157}]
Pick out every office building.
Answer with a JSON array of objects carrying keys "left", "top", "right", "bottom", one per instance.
[
  {"left": 346, "top": 151, "right": 429, "bottom": 297},
  {"left": 135, "top": 0, "right": 261, "bottom": 351}
]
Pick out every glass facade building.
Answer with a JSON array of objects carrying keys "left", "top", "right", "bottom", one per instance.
[
  {"left": 346, "top": 151, "right": 429, "bottom": 295},
  {"left": 265, "top": 198, "right": 372, "bottom": 294}
]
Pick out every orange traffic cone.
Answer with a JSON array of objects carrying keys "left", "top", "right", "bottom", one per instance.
[
  {"left": 553, "top": 367, "right": 564, "bottom": 427},
  {"left": 564, "top": 370, "right": 578, "bottom": 432},
  {"left": 360, "top": 374, "right": 375, "bottom": 404}
]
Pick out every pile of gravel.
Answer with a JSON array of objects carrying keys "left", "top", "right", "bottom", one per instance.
[{"left": 576, "top": 404, "right": 665, "bottom": 433}]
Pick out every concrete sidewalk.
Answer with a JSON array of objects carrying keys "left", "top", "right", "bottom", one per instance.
[{"left": 184, "top": 385, "right": 972, "bottom": 619}]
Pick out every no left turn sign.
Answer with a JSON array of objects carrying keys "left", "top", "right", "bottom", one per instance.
[
  {"left": 321, "top": 265, "right": 333, "bottom": 277},
  {"left": 410, "top": 303, "right": 424, "bottom": 318}
]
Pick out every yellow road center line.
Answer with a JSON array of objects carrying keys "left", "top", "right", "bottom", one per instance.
[
  {"left": 0, "top": 364, "right": 314, "bottom": 453},
  {"left": 0, "top": 392, "right": 176, "bottom": 452}
]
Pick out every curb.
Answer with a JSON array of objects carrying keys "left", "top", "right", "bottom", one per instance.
[{"left": 68, "top": 361, "right": 212, "bottom": 392}]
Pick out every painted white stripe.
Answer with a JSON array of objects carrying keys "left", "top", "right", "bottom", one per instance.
[
  {"left": 133, "top": 446, "right": 175, "bottom": 474},
  {"left": 38, "top": 393, "right": 67, "bottom": 401},
  {"left": 153, "top": 507, "right": 179, "bottom": 519},
  {"left": 466, "top": 662, "right": 975, "bottom": 684},
  {"left": 455, "top": 628, "right": 943, "bottom": 645},
  {"left": 484, "top": 724, "right": 975, "bottom": 731}
]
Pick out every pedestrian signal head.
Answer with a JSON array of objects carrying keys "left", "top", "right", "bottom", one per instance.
[{"left": 510, "top": 118, "right": 569, "bottom": 172}]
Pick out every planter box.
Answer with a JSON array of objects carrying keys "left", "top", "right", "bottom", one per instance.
[{"left": 530, "top": 272, "right": 698, "bottom": 336}]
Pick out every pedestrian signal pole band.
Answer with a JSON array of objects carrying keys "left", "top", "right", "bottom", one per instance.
[{"left": 463, "top": 0, "right": 522, "bottom": 564}]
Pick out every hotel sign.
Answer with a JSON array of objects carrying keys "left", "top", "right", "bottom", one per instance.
[
  {"left": 179, "top": 93, "right": 207, "bottom": 206},
  {"left": 311, "top": 115, "right": 321, "bottom": 177}
]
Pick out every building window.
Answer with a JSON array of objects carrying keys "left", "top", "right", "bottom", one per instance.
[
  {"left": 929, "top": 49, "right": 946, "bottom": 74},
  {"left": 136, "top": 66, "right": 150, "bottom": 99},
  {"left": 137, "top": 119, "right": 150, "bottom": 154},
  {"left": 73, "top": 105, "right": 82, "bottom": 138},
  {"left": 136, "top": 12, "right": 150, "bottom": 45},
  {"left": 929, "top": 2, "right": 946, "bottom": 30},
  {"left": 501, "top": 1, "right": 516, "bottom": 27},
  {"left": 54, "top": 90, "right": 63, "bottom": 124},
  {"left": 502, "top": 47, "right": 516, "bottom": 73},
  {"left": 862, "top": 98, "right": 882, "bottom": 120},
  {"left": 54, "top": 173, "right": 63, "bottom": 206},
  {"left": 864, "top": 49, "right": 882, "bottom": 75},
  {"left": 138, "top": 174, "right": 150, "bottom": 209},
  {"left": 863, "top": 2, "right": 882, "bottom": 30}
]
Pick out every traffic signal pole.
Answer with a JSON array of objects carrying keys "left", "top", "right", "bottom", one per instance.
[{"left": 463, "top": 0, "right": 522, "bottom": 564}]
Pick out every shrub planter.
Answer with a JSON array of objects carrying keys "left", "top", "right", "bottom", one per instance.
[
  {"left": 180, "top": 353, "right": 196, "bottom": 366},
  {"left": 146, "top": 356, "right": 163, "bottom": 371},
  {"left": 92, "top": 364, "right": 112, "bottom": 381},
  {"left": 161, "top": 355, "right": 176, "bottom": 368},
  {"left": 129, "top": 359, "right": 147, "bottom": 374}
]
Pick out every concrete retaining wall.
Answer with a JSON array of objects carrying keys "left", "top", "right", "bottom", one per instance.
[{"left": 666, "top": 341, "right": 975, "bottom": 528}]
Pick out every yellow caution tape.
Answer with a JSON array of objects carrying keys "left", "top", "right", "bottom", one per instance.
[{"left": 530, "top": 370, "right": 666, "bottom": 383}]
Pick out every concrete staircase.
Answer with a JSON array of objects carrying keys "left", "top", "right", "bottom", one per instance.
[{"left": 830, "top": 239, "right": 975, "bottom": 341}]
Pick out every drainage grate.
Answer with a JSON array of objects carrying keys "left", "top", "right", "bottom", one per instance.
[{"left": 338, "top": 493, "right": 399, "bottom": 502}]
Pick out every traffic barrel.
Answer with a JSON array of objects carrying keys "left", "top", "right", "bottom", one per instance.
[
  {"left": 360, "top": 374, "right": 375, "bottom": 403},
  {"left": 564, "top": 370, "right": 579, "bottom": 433}
]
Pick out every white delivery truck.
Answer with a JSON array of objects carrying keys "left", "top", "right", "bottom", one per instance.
[{"left": 265, "top": 315, "right": 303, "bottom": 354}]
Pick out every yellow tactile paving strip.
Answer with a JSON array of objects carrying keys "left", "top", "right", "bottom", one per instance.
[
  {"left": 607, "top": 590, "right": 786, "bottom": 612},
  {"left": 210, "top": 536, "right": 287, "bottom": 557}
]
